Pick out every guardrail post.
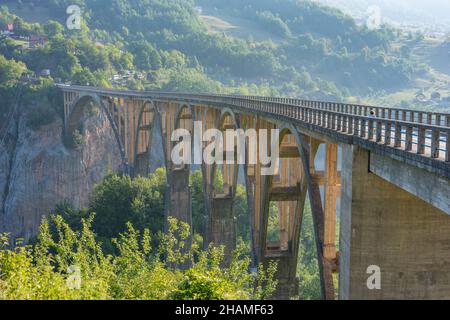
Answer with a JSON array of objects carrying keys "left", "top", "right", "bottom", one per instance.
[
  {"left": 368, "top": 120, "right": 374, "bottom": 140},
  {"left": 436, "top": 114, "right": 442, "bottom": 126},
  {"left": 348, "top": 116, "right": 354, "bottom": 134},
  {"left": 394, "top": 124, "right": 402, "bottom": 148},
  {"left": 431, "top": 129, "right": 440, "bottom": 159},
  {"left": 447, "top": 118, "right": 450, "bottom": 162},
  {"left": 385, "top": 122, "right": 391, "bottom": 145},
  {"left": 446, "top": 130, "right": 450, "bottom": 162},
  {"left": 417, "top": 127, "right": 425, "bottom": 154},
  {"left": 353, "top": 118, "right": 359, "bottom": 136},
  {"left": 405, "top": 126, "right": 413, "bottom": 151},
  {"left": 360, "top": 119, "right": 366, "bottom": 137},
  {"left": 326, "top": 112, "right": 331, "bottom": 129},
  {"left": 376, "top": 121, "right": 382, "bottom": 142}
]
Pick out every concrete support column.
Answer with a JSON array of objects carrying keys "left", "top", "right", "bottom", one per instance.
[
  {"left": 266, "top": 255, "right": 299, "bottom": 300},
  {"left": 166, "top": 166, "right": 192, "bottom": 258},
  {"left": 208, "top": 195, "right": 236, "bottom": 265},
  {"left": 339, "top": 145, "right": 450, "bottom": 299}
]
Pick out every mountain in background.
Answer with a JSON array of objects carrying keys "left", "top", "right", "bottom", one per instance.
[
  {"left": 313, "top": 0, "right": 450, "bottom": 35},
  {"left": 0, "top": 0, "right": 448, "bottom": 112}
]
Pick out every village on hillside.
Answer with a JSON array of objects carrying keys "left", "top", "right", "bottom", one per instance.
[{"left": 1, "top": 22, "right": 148, "bottom": 86}]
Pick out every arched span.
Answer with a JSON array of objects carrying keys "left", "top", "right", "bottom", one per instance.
[
  {"left": 172, "top": 103, "right": 196, "bottom": 170},
  {"left": 134, "top": 100, "right": 159, "bottom": 159},
  {"left": 273, "top": 122, "right": 334, "bottom": 300},
  {"left": 278, "top": 123, "right": 304, "bottom": 154},
  {"left": 217, "top": 108, "right": 239, "bottom": 130},
  {"left": 174, "top": 103, "right": 196, "bottom": 129},
  {"left": 211, "top": 108, "right": 241, "bottom": 196},
  {"left": 66, "top": 93, "right": 126, "bottom": 164},
  {"left": 262, "top": 122, "right": 305, "bottom": 251}
]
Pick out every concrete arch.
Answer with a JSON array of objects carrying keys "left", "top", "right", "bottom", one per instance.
[
  {"left": 256, "top": 122, "right": 309, "bottom": 298},
  {"left": 217, "top": 107, "right": 239, "bottom": 129},
  {"left": 66, "top": 93, "right": 126, "bottom": 164},
  {"left": 172, "top": 103, "right": 196, "bottom": 168},
  {"left": 133, "top": 99, "right": 162, "bottom": 176},
  {"left": 277, "top": 123, "right": 304, "bottom": 153},
  {"left": 210, "top": 108, "right": 241, "bottom": 198},
  {"left": 276, "top": 122, "right": 336, "bottom": 300},
  {"left": 260, "top": 122, "right": 305, "bottom": 251},
  {"left": 174, "top": 103, "right": 196, "bottom": 128}
]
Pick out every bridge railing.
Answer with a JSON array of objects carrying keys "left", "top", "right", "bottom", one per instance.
[
  {"left": 200, "top": 94, "right": 450, "bottom": 163},
  {"left": 58, "top": 85, "right": 450, "bottom": 164},
  {"left": 239, "top": 95, "right": 450, "bottom": 127}
]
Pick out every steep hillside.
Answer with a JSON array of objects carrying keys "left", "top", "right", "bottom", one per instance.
[{"left": 2, "top": 0, "right": 427, "bottom": 100}]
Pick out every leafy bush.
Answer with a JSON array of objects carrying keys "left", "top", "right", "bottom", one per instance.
[
  {"left": 0, "top": 216, "right": 277, "bottom": 300},
  {"left": 90, "top": 170, "right": 167, "bottom": 241},
  {"left": 62, "top": 129, "right": 85, "bottom": 150}
]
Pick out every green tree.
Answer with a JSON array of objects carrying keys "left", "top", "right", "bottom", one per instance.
[
  {"left": 0, "top": 55, "right": 27, "bottom": 89},
  {"left": 89, "top": 169, "right": 167, "bottom": 249}
]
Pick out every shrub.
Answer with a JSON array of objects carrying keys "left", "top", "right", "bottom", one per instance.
[{"left": 0, "top": 216, "right": 278, "bottom": 300}]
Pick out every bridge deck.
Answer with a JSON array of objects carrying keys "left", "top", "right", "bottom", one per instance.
[{"left": 57, "top": 84, "right": 450, "bottom": 179}]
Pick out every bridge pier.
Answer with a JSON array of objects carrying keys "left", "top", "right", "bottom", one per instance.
[
  {"left": 265, "top": 255, "right": 300, "bottom": 300},
  {"left": 339, "top": 145, "right": 450, "bottom": 299},
  {"left": 208, "top": 193, "right": 236, "bottom": 265},
  {"left": 166, "top": 165, "right": 192, "bottom": 265}
]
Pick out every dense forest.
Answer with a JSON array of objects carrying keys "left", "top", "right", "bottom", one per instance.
[{"left": 0, "top": 0, "right": 428, "bottom": 112}]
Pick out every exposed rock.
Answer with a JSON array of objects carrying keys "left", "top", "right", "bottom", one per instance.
[{"left": 0, "top": 106, "right": 122, "bottom": 242}]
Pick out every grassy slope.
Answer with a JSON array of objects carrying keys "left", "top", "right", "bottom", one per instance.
[
  {"left": 200, "top": 9, "right": 284, "bottom": 44},
  {"left": 200, "top": 8, "right": 450, "bottom": 111}
]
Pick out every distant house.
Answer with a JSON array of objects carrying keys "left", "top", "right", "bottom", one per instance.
[
  {"left": 40, "top": 69, "right": 51, "bottom": 77},
  {"left": 1, "top": 23, "right": 14, "bottom": 36},
  {"left": 29, "top": 35, "right": 48, "bottom": 48}
]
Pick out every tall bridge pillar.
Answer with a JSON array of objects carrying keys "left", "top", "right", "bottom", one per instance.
[
  {"left": 166, "top": 165, "right": 192, "bottom": 267},
  {"left": 339, "top": 145, "right": 450, "bottom": 299},
  {"left": 209, "top": 193, "right": 236, "bottom": 265}
]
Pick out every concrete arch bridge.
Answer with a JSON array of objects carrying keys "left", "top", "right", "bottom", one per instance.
[{"left": 59, "top": 84, "right": 450, "bottom": 300}]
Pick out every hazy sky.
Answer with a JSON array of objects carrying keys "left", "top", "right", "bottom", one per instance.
[{"left": 313, "top": 0, "right": 450, "bottom": 29}]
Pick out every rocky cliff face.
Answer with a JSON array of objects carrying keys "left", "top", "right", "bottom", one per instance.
[{"left": 0, "top": 105, "right": 122, "bottom": 242}]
